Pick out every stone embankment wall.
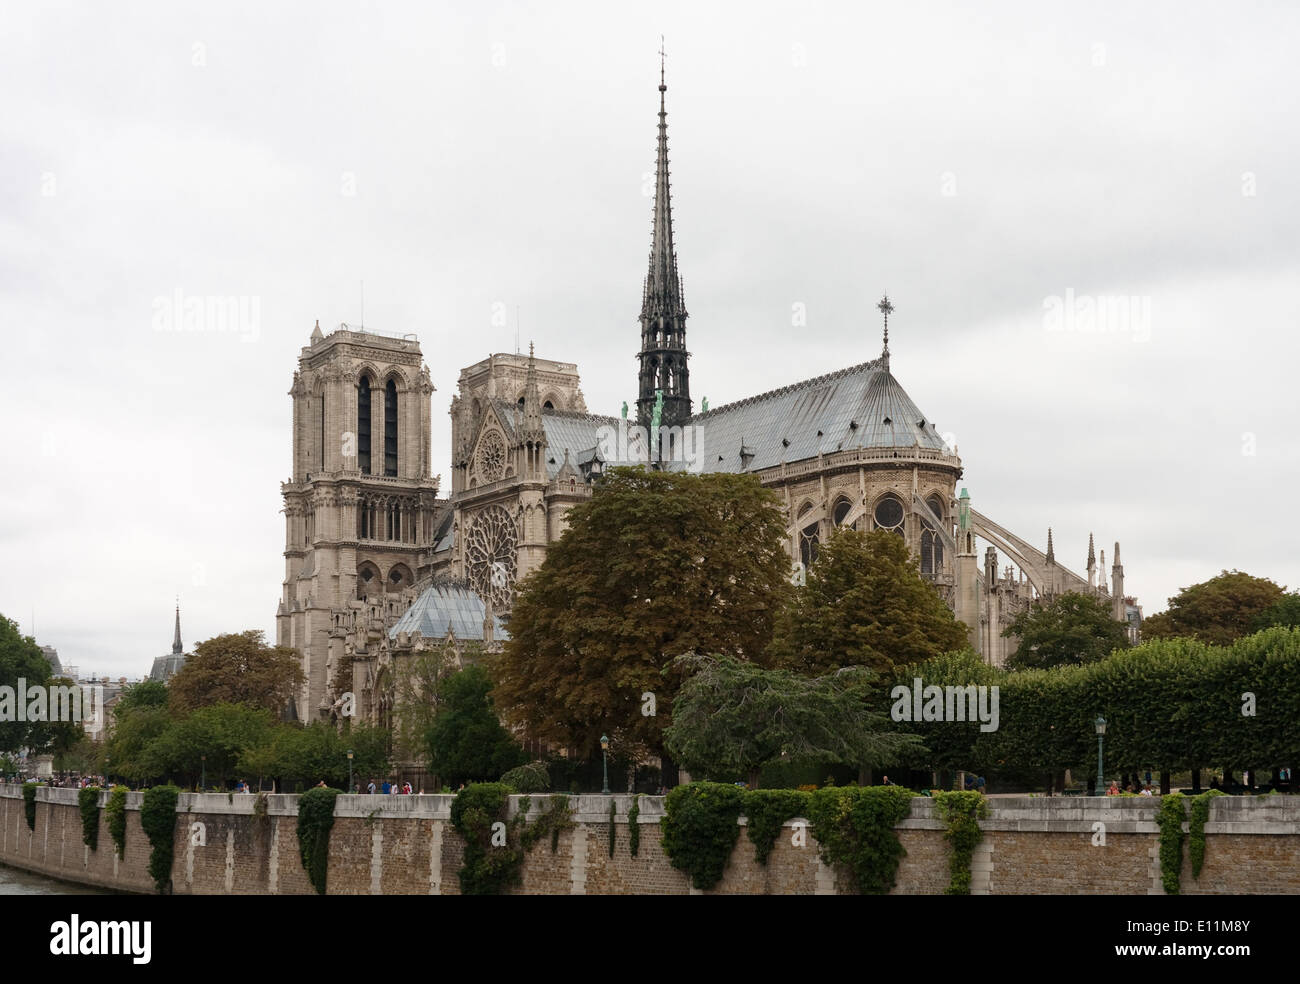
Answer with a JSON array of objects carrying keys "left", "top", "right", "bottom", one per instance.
[{"left": 2, "top": 786, "right": 1297, "bottom": 895}]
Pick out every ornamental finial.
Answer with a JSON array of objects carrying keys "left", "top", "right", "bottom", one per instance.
[{"left": 877, "top": 293, "right": 893, "bottom": 359}]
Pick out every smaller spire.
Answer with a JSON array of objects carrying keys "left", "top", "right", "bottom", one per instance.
[
  {"left": 172, "top": 601, "right": 183, "bottom": 656},
  {"left": 1113, "top": 541, "right": 1121, "bottom": 567},
  {"left": 1046, "top": 528, "right": 1055, "bottom": 564},
  {"left": 310, "top": 319, "right": 323, "bottom": 343},
  {"left": 522, "top": 341, "right": 543, "bottom": 440},
  {"left": 877, "top": 293, "right": 893, "bottom": 365},
  {"left": 1087, "top": 532, "right": 1096, "bottom": 568}
]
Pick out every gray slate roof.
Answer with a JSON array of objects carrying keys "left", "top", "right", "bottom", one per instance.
[
  {"left": 690, "top": 358, "right": 948, "bottom": 473},
  {"left": 389, "top": 580, "right": 508, "bottom": 642}
]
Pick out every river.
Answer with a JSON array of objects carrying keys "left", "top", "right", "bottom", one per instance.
[{"left": 0, "top": 862, "right": 109, "bottom": 895}]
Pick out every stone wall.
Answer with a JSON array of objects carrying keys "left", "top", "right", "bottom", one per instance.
[{"left": 2, "top": 786, "right": 1298, "bottom": 895}]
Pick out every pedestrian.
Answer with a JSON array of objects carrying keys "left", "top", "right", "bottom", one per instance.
[
  {"left": 367, "top": 778, "right": 376, "bottom": 795},
  {"left": 403, "top": 781, "right": 412, "bottom": 795},
  {"left": 1106, "top": 781, "right": 1120, "bottom": 796},
  {"left": 382, "top": 779, "right": 391, "bottom": 794}
]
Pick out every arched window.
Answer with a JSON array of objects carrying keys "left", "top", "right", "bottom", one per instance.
[
  {"left": 920, "top": 494, "right": 946, "bottom": 574},
  {"left": 873, "top": 494, "right": 905, "bottom": 538},
  {"left": 357, "top": 376, "right": 372, "bottom": 474},
  {"left": 384, "top": 379, "right": 398, "bottom": 476},
  {"left": 832, "top": 498, "right": 853, "bottom": 528},
  {"left": 798, "top": 503, "right": 819, "bottom": 568}
]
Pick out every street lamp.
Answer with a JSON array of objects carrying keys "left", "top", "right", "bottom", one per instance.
[
  {"left": 1094, "top": 716, "right": 1107, "bottom": 796},
  {"left": 201, "top": 754, "right": 206, "bottom": 792},
  {"left": 600, "top": 734, "right": 610, "bottom": 795},
  {"left": 347, "top": 749, "right": 354, "bottom": 794}
]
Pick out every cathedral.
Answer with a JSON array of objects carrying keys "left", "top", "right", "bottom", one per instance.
[{"left": 275, "top": 65, "right": 1141, "bottom": 726}]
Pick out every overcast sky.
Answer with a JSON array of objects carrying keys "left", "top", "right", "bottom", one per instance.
[{"left": 3, "top": 2, "right": 1297, "bottom": 678}]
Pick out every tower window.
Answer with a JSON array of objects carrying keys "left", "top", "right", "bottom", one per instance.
[
  {"left": 384, "top": 379, "right": 398, "bottom": 476},
  {"left": 358, "top": 376, "right": 372, "bottom": 474},
  {"left": 873, "top": 495, "right": 904, "bottom": 537}
]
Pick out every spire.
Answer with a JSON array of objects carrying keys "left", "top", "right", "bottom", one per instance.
[
  {"left": 1087, "top": 532, "right": 1095, "bottom": 568},
  {"left": 1046, "top": 528, "right": 1055, "bottom": 564},
  {"left": 637, "top": 39, "right": 691, "bottom": 430},
  {"left": 310, "top": 319, "right": 323, "bottom": 343},
  {"left": 172, "top": 601, "right": 183, "bottom": 656},
  {"left": 522, "top": 341, "right": 543, "bottom": 439},
  {"left": 1112, "top": 541, "right": 1121, "bottom": 567},
  {"left": 877, "top": 293, "right": 893, "bottom": 366}
]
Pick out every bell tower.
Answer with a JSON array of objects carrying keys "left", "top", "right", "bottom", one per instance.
[{"left": 277, "top": 321, "right": 442, "bottom": 721}]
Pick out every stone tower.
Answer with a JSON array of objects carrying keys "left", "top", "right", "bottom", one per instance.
[
  {"left": 636, "top": 55, "right": 692, "bottom": 431},
  {"left": 277, "top": 322, "right": 441, "bottom": 721}
]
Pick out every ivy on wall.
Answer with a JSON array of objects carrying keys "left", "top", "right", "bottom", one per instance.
[
  {"left": 607, "top": 798, "right": 617, "bottom": 858},
  {"left": 933, "top": 791, "right": 987, "bottom": 895},
  {"left": 661, "top": 782, "right": 745, "bottom": 890},
  {"left": 78, "top": 786, "right": 102, "bottom": 851},
  {"left": 296, "top": 786, "right": 341, "bottom": 895},
  {"left": 627, "top": 795, "right": 641, "bottom": 857},
  {"left": 1157, "top": 793, "right": 1187, "bottom": 894},
  {"left": 140, "top": 785, "right": 180, "bottom": 894},
  {"left": 450, "top": 785, "right": 576, "bottom": 894},
  {"left": 806, "top": 786, "right": 917, "bottom": 895},
  {"left": 21, "top": 783, "right": 36, "bottom": 831},
  {"left": 1188, "top": 788, "right": 1226, "bottom": 879},
  {"left": 742, "top": 789, "right": 811, "bottom": 866},
  {"left": 106, "top": 786, "right": 128, "bottom": 858}
]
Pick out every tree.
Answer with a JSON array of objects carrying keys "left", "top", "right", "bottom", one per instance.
[
  {"left": 663, "top": 653, "right": 925, "bottom": 787},
  {"left": 115, "top": 680, "right": 169, "bottom": 716},
  {"left": 426, "top": 665, "right": 526, "bottom": 787},
  {"left": 493, "top": 466, "right": 793, "bottom": 760},
  {"left": 1253, "top": 592, "right": 1300, "bottom": 632},
  {"left": 767, "top": 528, "right": 970, "bottom": 676},
  {"left": 1141, "top": 571, "right": 1285, "bottom": 647},
  {"left": 0, "top": 615, "right": 54, "bottom": 754},
  {"left": 255, "top": 720, "right": 390, "bottom": 791},
  {"left": 167, "top": 630, "right": 304, "bottom": 716},
  {"left": 1002, "top": 591, "right": 1131, "bottom": 670},
  {"left": 140, "top": 703, "right": 277, "bottom": 787}
]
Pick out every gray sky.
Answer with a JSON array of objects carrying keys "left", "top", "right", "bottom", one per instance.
[{"left": 4, "top": 1, "right": 1298, "bottom": 677}]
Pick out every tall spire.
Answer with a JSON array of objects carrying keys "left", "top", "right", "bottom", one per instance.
[
  {"left": 522, "top": 341, "right": 543, "bottom": 439},
  {"left": 637, "top": 39, "right": 691, "bottom": 430},
  {"left": 172, "top": 600, "right": 183, "bottom": 656},
  {"left": 878, "top": 293, "right": 893, "bottom": 366},
  {"left": 1087, "top": 532, "right": 1096, "bottom": 568},
  {"left": 1045, "top": 527, "right": 1055, "bottom": 564}
]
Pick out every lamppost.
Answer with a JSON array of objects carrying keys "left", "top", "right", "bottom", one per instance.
[
  {"left": 347, "top": 749, "right": 354, "bottom": 794},
  {"left": 600, "top": 735, "right": 610, "bottom": 795},
  {"left": 1094, "top": 716, "right": 1107, "bottom": 795},
  {"left": 201, "top": 754, "right": 206, "bottom": 792}
]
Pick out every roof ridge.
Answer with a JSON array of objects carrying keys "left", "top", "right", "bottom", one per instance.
[{"left": 694, "top": 356, "right": 884, "bottom": 419}]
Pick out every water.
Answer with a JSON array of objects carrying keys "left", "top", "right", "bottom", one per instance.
[{"left": 0, "top": 862, "right": 109, "bottom": 895}]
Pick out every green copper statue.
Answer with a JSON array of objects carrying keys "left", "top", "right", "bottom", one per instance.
[
  {"left": 701, "top": 397, "right": 708, "bottom": 412},
  {"left": 650, "top": 389, "right": 664, "bottom": 435},
  {"left": 621, "top": 400, "right": 628, "bottom": 420}
]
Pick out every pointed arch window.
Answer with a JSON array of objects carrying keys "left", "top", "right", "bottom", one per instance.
[
  {"left": 832, "top": 498, "right": 854, "bottom": 528},
  {"left": 358, "top": 376, "right": 372, "bottom": 474},
  {"left": 384, "top": 379, "right": 398, "bottom": 476},
  {"left": 921, "top": 494, "right": 945, "bottom": 574},
  {"left": 798, "top": 503, "right": 820, "bottom": 568}
]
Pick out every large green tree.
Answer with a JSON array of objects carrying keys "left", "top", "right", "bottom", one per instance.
[
  {"left": 1142, "top": 571, "right": 1285, "bottom": 646},
  {"left": 1003, "top": 591, "right": 1131, "bottom": 670},
  {"left": 0, "top": 615, "right": 55, "bottom": 754},
  {"left": 493, "top": 466, "right": 792, "bottom": 760},
  {"left": 167, "top": 630, "right": 303, "bottom": 716},
  {"left": 767, "top": 528, "right": 969, "bottom": 675},
  {"left": 664, "top": 653, "right": 924, "bottom": 787},
  {"left": 1253, "top": 592, "right": 1300, "bottom": 632},
  {"left": 425, "top": 665, "right": 525, "bottom": 787}
]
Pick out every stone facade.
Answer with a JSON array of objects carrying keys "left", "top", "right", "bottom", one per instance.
[{"left": 5, "top": 787, "right": 1298, "bottom": 896}]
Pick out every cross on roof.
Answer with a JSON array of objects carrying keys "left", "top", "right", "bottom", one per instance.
[{"left": 878, "top": 293, "right": 893, "bottom": 356}]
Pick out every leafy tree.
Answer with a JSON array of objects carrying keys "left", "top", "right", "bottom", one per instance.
[
  {"left": 0, "top": 615, "right": 54, "bottom": 754},
  {"left": 115, "top": 680, "right": 169, "bottom": 716},
  {"left": 1253, "top": 592, "right": 1300, "bottom": 632},
  {"left": 426, "top": 665, "right": 526, "bottom": 787},
  {"left": 167, "top": 630, "right": 304, "bottom": 716},
  {"left": 767, "top": 528, "right": 969, "bottom": 675},
  {"left": 1141, "top": 571, "right": 1284, "bottom": 646},
  {"left": 1002, "top": 591, "right": 1131, "bottom": 670},
  {"left": 103, "top": 701, "right": 172, "bottom": 783},
  {"left": 384, "top": 643, "right": 465, "bottom": 767},
  {"left": 256, "top": 720, "right": 390, "bottom": 791},
  {"left": 663, "top": 653, "right": 924, "bottom": 787},
  {"left": 140, "top": 703, "right": 277, "bottom": 787},
  {"left": 494, "top": 466, "right": 792, "bottom": 760}
]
